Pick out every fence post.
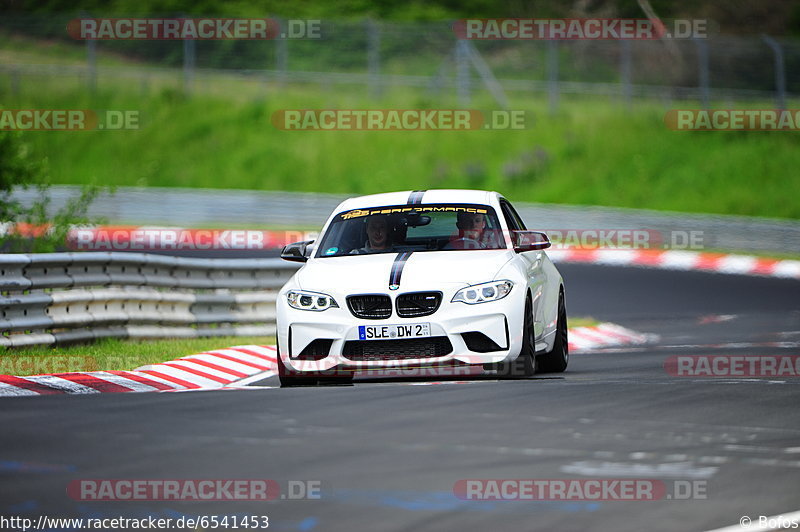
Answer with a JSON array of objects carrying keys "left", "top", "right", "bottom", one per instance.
[
  {"left": 275, "top": 17, "right": 288, "bottom": 85},
  {"left": 11, "top": 67, "right": 19, "bottom": 98},
  {"left": 547, "top": 39, "right": 559, "bottom": 114},
  {"left": 183, "top": 19, "right": 195, "bottom": 95},
  {"left": 693, "top": 38, "right": 710, "bottom": 109},
  {"left": 83, "top": 12, "right": 97, "bottom": 95},
  {"left": 455, "top": 39, "right": 471, "bottom": 106},
  {"left": 367, "top": 19, "right": 381, "bottom": 98},
  {"left": 619, "top": 38, "right": 632, "bottom": 108},
  {"left": 761, "top": 35, "right": 786, "bottom": 111}
]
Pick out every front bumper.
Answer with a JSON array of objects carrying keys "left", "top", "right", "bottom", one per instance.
[{"left": 277, "top": 295, "right": 524, "bottom": 373}]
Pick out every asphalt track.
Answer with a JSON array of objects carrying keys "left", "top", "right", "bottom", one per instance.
[{"left": 1, "top": 263, "right": 799, "bottom": 532}]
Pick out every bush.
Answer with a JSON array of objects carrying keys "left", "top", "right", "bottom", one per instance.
[{"left": 0, "top": 129, "right": 99, "bottom": 253}]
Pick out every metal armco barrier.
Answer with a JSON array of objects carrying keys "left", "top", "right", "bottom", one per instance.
[
  {"left": 12, "top": 186, "right": 800, "bottom": 254},
  {"left": 0, "top": 252, "right": 300, "bottom": 347}
]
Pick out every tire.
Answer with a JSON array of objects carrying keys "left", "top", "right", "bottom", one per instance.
[
  {"left": 277, "top": 341, "right": 318, "bottom": 387},
  {"left": 538, "top": 291, "right": 568, "bottom": 373},
  {"left": 498, "top": 296, "right": 537, "bottom": 378}
]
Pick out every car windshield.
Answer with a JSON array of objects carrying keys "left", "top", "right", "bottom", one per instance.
[{"left": 315, "top": 203, "right": 507, "bottom": 257}]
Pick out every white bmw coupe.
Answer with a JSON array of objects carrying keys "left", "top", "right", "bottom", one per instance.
[{"left": 276, "top": 189, "right": 568, "bottom": 386}]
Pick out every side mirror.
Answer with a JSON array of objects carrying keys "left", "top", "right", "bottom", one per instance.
[
  {"left": 281, "top": 240, "right": 315, "bottom": 263},
  {"left": 512, "top": 231, "right": 551, "bottom": 252}
]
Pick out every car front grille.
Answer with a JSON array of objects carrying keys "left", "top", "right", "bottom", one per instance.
[
  {"left": 342, "top": 337, "right": 453, "bottom": 361},
  {"left": 396, "top": 292, "right": 442, "bottom": 318},
  {"left": 347, "top": 294, "right": 392, "bottom": 320}
]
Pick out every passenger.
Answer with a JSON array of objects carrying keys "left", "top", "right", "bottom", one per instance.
[{"left": 446, "top": 212, "right": 488, "bottom": 249}]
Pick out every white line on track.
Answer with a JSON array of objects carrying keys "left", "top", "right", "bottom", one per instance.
[{"left": 705, "top": 509, "right": 800, "bottom": 531}]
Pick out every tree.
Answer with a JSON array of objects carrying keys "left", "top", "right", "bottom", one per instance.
[{"left": 0, "top": 130, "right": 99, "bottom": 253}]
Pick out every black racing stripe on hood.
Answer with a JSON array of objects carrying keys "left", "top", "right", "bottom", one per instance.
[
  {"left": 407, "top": 190, "right": 426, "bottom": 205},
  {"left": 389, "top": 251, "right": 413, "bottom": 289}
]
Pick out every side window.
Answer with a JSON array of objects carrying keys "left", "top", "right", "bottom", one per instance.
[
  {"left": 499, "top": 200, "right": 524, "bottom": 231},
  {"left": 504, "top": 201, "right": 527, "bottom": 230}
]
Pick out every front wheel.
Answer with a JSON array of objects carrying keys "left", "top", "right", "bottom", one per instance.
[
  {"left": 498, "top": 296, "right": 537, "bottom": 378},
  {"left": 277, "top": 342, "right": 318, "bottom": 387},
  {"left": 538, "top": 292, "right": 568, "bottom": 373}
]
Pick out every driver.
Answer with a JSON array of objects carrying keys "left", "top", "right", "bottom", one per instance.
[{"left": 351, "top": 215, "right": 393, "bottom": 254}]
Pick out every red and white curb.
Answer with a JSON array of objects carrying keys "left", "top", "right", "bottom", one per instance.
[
  {"left": 568, "top": 322, "right": 658, "bottom": 352},
  {"left": 0, "top": 345, "right": 278, "bottom": 397},
  {"left": 0, "top": 324, "right": 656, "bottom": 396},
  {"left": 548, "top": 248, "right": 800, "bottom": 279}
]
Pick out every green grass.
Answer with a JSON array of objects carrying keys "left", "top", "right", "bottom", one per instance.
[
  {"left": 568, "top": 317, "right": 599, "bottom": 328},
  {"left": 2, "top": 34, "right": 800, "bottom": 219},
  {"left": 0, "top": 336, "right": 274, "bottom": 376}
]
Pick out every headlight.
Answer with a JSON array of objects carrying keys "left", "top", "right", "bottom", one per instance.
[
  {"left": 286, "top": 290, "right": 339, "bottom": 311},
  {"left": 451, "top": 280, "right": 513, "bottom": 304}
]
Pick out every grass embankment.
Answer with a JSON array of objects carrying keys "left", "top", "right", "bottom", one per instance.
[
  {"left": 0, "top": 336, "right": 274, "bottom": 376},
  {"left": 1, "top": 33, "right": 799, "bottom": 219},
  {"left": 568, "top": 318, "right": 598, "bottom": 329}
]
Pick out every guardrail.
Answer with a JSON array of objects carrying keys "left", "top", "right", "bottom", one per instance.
[
  {"left": 0, "top": 252, "right": 300, "bottom": 347},
  {"left": 12, "top": 186, "right": 800, "bottom": 255}
]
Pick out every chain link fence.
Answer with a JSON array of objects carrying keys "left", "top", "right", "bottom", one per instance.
[{"left": 0, "top": 15, "right": 797, "bottom": 108}]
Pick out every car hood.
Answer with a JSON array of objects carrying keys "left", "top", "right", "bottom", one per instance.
[{"left": 296, "top": 250, "right": 516, "bottom": 293}]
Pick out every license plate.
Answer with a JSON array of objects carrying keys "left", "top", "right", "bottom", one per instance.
[{"left": 358, "top": 323, "right": 431, "bottom": 340}]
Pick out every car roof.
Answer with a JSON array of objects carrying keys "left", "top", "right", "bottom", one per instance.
[{"left": 334, "top": 189, "right": 503, "bottom": 212}]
